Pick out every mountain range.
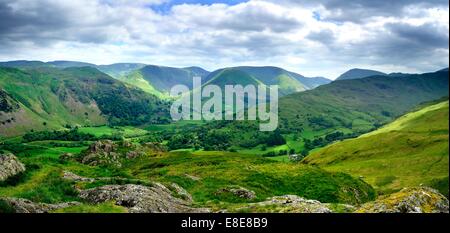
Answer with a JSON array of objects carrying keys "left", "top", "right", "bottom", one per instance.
[
  {"left": 1, "top": 60, "right": 448, "bottom": 138},
  {"left": 0, "top": 61, "right": 331, "bottom": 98}
]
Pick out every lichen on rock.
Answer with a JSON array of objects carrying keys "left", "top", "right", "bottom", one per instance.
[
  {"left": 0, "top": 197, "right": 80, "bottom": 213},
  {"left": 357, "top": 187, "right": 449, "bottom": 213},
  {"left": 216, "top": 187, "right": 257, "bottom": 200},
  {"left": 0, "top": 153, "right": 26, "bottom": 182},
  {"left": 79, "top": 183, "right": 209, "bottom": 213}
]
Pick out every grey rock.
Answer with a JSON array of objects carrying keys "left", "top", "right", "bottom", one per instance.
[
  {"left": 79, "top": 184, "right": 209, "bottom": 213},
  {"left": 0, "top": 197, "right": 80, "bottom": 213},
  {"left": 62, "top": 171, "right": 95, "bottom": 182},
  {"left": 0, "top": 153, "right": 26, "bottom": 182},
  {"left": 170, "top": 183, "right": 193, "bottom": 203}
]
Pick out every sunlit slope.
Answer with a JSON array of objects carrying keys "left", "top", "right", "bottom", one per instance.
[{"left": 304, "top": 101, "right": 449, "bottom": 195}]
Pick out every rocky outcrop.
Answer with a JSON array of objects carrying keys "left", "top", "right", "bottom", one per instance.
[
  {"left": 357, "top": 187, "right": 449, "bottom": 213},
  {"left": 79, "top": 184, "right": 209, "bottom": 213},
  {"left": 62, "top": 171, "right": 96, "bottom": 182},
  {"left": 66, "top": 140, "right": 167, "bottom": 167},
  {"left": 170, "top": 183, "right": 193, "bottom": 203},
  {"left": 185, "top": 174, "right": 201, "bottom": 181},
  {"left": 216, "top": 187, "right": 256, "bottom": 200},
  {"left": 0, "top": 197, "right": 80, "bottom": 213},
  {"left": 231, "top": 195, "right": 333, "bottom": 213},
  {"left": 80, "top": 140, "right": 122, "bottom": 167},
  {"left": 0, "top": 153, "right": 26, "bottom": 182}
]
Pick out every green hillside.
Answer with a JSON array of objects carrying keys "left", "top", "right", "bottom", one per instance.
[
  {"left": 204, "top": 68, "right": 262, "bottom": 87},
  {"left": 279, "top": 70, "right": 449, "bottom": 136},
  {"left": 0, "top": 67, "right": 170, "bottom": 136},
  {"left": 121, "top": 65, "right": 210, "bottom": 96},
  {"left": 303, "top": 101, "right": 449, "bottom": 195},
  {"left": 118, "top": 70, "right": 169, "bottom": 99},
  {"left": 117, "top": 65, "right": 211, "bottom": 98}
]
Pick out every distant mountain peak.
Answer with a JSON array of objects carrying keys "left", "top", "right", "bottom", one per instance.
[{"left": 337, "top": 68, "right": 387, "bottom": 80}]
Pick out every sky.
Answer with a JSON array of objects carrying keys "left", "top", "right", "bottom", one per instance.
[{"left": 0, "top": 0, "right": 448, "bottom": 79}]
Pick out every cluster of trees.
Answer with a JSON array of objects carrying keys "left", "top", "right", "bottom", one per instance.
[
  {"left": 0, "top": 142, "right": 36, "bottom": 154},
  {"left": 304, "top": 131, "right": 356, "bottom": 151},
  {"left": 262, "top": 148, "right": 299, "bottom": 158},
  {"left": 266, "top": 130, "right": 286, "bottom": 146},
  {"left": 167, "top": 133, "right": 200, "bottom": 150},
  {"left": 166, "top": 126, "right": 287, "bottom": 152}
]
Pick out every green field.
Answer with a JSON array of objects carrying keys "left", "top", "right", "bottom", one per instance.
[{"left": 78, "top": 126, "right": 149, "bottom": 138}]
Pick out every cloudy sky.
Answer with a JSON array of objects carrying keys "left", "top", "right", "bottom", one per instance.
[{"left": 0, "top": 0, "right": 448, "bottom": 79}]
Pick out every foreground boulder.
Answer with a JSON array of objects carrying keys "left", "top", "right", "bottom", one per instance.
[
  {"left": 0, "top": 197, "right": 80, "bottom": 213},
  {"left": 357, "top": 187, "right": 449, "bottom": 213},
  {"left": 230, "top": 195, "right": 333, "bottom": 213},
  {"left": 79, "top": 184, "right": 209, "bottom": 213},
  {"left": 0, "top": 153, "right": 26, "bottom": 182}
]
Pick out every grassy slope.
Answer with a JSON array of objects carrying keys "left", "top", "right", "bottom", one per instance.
[
  {"left": 304, "top": 101, "right": 449, "bottom": 195},
  {"left": 118, "top": 70, "right": 167, "bottom": 98}
]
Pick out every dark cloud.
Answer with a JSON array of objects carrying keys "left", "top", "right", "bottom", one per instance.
[
  {"left": 315, "top": 22, "right": 449, "bottom": 71},
  {"left": 0, "top": 0, "right": 70, "bottom": 33},
  {"left": 386, "top": 22, "right": 449, "bottom": 49},
  {"left": 172, "top": 2, "right": 303, "bottom": 33},
  {"left": 0, "top": 0, "right": 123, "bottom": 46},
  {"left": 273, "top": 0, "right": 448, "bottom": 22}
]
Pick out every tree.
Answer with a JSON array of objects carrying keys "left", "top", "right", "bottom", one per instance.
[{"left": 266, "top": 129, "right": 286, "bottom": 146}]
